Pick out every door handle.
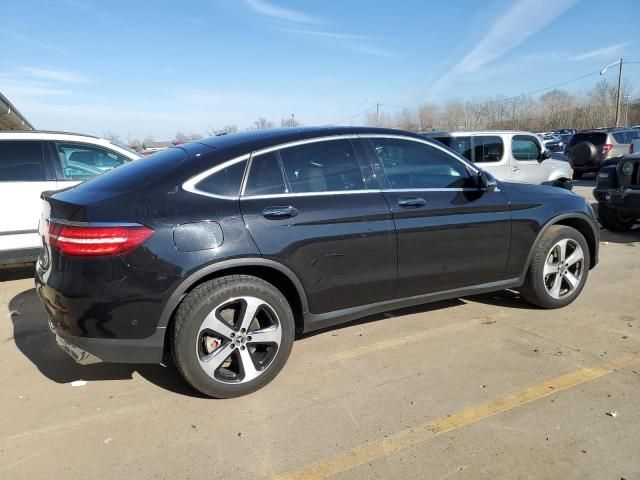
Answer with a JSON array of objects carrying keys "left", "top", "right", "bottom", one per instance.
[
  {"left": 511, "top": 166, "right": 520, "bottom": 172},
  {"left": 397, "top": 197, "right": 426, "bottom": 208},
  {"left": 262, "top": 206, "right": 299, "bottom": 219}
]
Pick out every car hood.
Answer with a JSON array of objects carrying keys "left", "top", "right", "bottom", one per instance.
[{"left": 501, "top": 180, "right": 578, "bottom": 197}]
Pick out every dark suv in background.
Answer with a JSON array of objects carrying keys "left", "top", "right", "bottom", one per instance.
[
  {"left": 567, "top": 128, "right": 639, "bottom": 178},
  {"left": 594, "top": 151, "right": 640, "bottom": 231},
  {"left": 36, "top": 127, "right": 599, "bottom": 398}
]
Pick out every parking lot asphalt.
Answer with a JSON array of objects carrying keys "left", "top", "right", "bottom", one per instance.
[{"left": 1, "top": 178, "right": 639, "bottom": 480}]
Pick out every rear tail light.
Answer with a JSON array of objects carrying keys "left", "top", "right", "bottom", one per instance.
[
  {"left": 601, "top": 144, "right": 613, "bottom": 155},
  {"left": 47, "top": 222, "right": 153, "bottom": 256},
  {"left": 630, "top": 144, "right": 634, "bottom": 154}
]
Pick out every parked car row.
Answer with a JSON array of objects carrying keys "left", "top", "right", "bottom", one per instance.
[
  {"left": 566, "top": 128, "right": 640, "bottom": 179},
  {"left": 421, "top": 130, "right": 573, "bottom": 189}
]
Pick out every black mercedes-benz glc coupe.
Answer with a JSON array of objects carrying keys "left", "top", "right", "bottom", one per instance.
[{"left": 36, "top": 127, "right": 599, "bottom": 398}]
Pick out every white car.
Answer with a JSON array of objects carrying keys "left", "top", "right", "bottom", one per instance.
[
  {"left": 421, "top": 130, "right": 573, "bottom": 189},
  {"left": 0, "top": 131, "right": 141, "bottom": 265}
]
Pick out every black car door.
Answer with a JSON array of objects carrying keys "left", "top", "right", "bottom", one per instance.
[
  {"left": 240, "top": 137, "right": 397, "bottom": 314},
  {"left": 361, "top": 135, "right": 511, "bottom": 298}
]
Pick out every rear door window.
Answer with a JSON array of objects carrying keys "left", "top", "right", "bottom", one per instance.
[
  {"left": 278, "top": 139, "right": 365, "bottom": 193},
  {"left": 512, "top": 135, "right": 541, "bottom": 161},
  {"left": 0, "top": 140, "right": 46, "bottom": 181},
  {"left": 569, "top": 132, "right": 607, "bottom": 146},
  {"left": 473, "top": 136, "right": 504, "bottom": 163},
  {"left": 244, "top": 152, "right": 287, "bottom": 196}
]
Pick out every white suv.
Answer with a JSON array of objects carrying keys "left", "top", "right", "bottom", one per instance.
[
  {"left": 421, "top": 130, "right": 573, "bottom": 189},
  {"left": 0, "top": 131, "right": 140, "bottom": 265}
]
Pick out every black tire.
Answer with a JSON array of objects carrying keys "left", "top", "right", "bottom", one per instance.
[
  {"left": 171, "top": 275, "right": 295, "bottom": 398},
  {"left": 598, "top": 203, "right": 635, "bottom": 232},
  {"left": 520, "top": 225, "right": 590, "bottom": 309},
  {"left": 572, "top": 171, "right": 583, "bottom": 180}
]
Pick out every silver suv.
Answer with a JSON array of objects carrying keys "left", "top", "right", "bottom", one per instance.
[
  {"left": 566, "top": 128, "right": 639, "bottom": 179},
  {"left": 421, "top": 130, "right": 573, "bottom": 189}
]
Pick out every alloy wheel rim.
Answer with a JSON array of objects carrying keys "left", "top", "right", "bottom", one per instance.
[
  {"left": 543, "top": 239, "right": 584, "bottom": 300},
  {"left": 195, "top": 296, "right": 282, "bottom": 384}
]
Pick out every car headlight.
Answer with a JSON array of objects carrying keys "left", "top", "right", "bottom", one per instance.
[{"left": 620, "top": 161, "right": 634, "bottom": 176}]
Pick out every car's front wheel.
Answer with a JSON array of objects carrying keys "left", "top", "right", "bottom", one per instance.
[
  {"left": 172, "top": 275, "right": 295, "bottom": 398},
  {"left": 598, "top": 204, "right": 636, "bottom": 232},
  {"left": 519, "top": 225, "right": 589, "bottom": 309}
]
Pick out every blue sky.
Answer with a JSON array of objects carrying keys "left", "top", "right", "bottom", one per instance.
[{"left": 1, "top": 0, "right": 639, "bottom": 139}]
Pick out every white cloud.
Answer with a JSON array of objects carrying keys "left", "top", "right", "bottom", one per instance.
[
  {"left": 570, "top": 42, "right": 628, "bottom": 61},
  {"left": 242, "top": 0, "right": 392, "bottom": 57},
  {"left": 0, "top": 29, "right": 65, "bottom": 53},
  {"left": 19, "top": 67, "right": 90, "bottom": 84},
  {"left": 431, "top": 0, "right": 578, "bottom": 92},
  {"left": 245, "top": 0, "right": 321, "bottom": 24}
]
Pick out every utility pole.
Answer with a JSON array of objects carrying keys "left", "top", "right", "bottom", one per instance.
[
  {"left": 615, "top": 58, "right": 623, "bottom": 126},
  {"left": 376, "top": 102, "right": 380, "bottom": 127}
]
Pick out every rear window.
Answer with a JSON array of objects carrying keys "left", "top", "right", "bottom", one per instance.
[
  {"left": 195, "top": 160, "right": 247, "bottom": 197},
  {"left": 70, "top": 146, "right": 187, "bottom": 193},
  {"left": 441, "top": 136, "right": 473, "bottom": 161},
  {"left": 569, "top": 132, "right": 607, "bottom": 146}
]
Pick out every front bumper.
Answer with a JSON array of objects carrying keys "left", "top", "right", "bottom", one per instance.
[{"left": 593, "top": 187, "right": 640, "bottom": 213}]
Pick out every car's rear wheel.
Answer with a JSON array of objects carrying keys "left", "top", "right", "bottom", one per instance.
[
  {"left": 598, "top": 204, "right": 636, "bottom": 232},
  {"left": 172, "top": 275, "right": 295, "bottom": 398},
  {"left": 520, "top": 225, "right": 589, "bottom": 309}
]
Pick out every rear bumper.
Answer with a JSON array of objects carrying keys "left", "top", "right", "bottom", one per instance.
[{"left": 52, "top": 324, "right": 166, "bottom": 364}]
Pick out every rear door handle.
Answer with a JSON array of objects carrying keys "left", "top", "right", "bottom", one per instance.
[
  {"left": 511, "top": 166, "right": 520, "bottom": 172},
  {"left": 262, "top": 206, "right": 299, "bottom": 219},
  {"left": 397, "top": 197, "right": 426, "bottom": 208}
]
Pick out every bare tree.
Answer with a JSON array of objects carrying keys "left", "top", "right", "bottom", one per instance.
[
  {"left": 102, "top": 131, "right": 121, "bottom": 143},
  {"left": 207, "top": 125, "right": 239, "bottom": 136},
  {"left": 280, "top": 114, "right": 301, "bottom": 128},
  {"left": 249, "top": 118, "right": 276, "bottom": 130}
]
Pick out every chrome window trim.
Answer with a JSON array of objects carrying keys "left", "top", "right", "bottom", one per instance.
[
  {"left": 241, "top": 190, "right": 375, "bottom": 200},
  {"left": 183, "top": 133, "right": 485, "bottom": 200},
  {"left": 182, "top": 154, "right": 250, "bottom": 199}
]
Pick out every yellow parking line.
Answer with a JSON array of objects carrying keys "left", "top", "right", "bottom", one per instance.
[{"left": 274, "top": 352, "right": 640, "bottom": 480}]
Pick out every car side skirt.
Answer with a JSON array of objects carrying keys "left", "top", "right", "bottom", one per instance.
[{"left": 302, "top": 276, "right": 524, "bottom": 334}]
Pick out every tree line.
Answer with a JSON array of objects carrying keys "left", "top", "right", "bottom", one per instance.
[
  {"left": 365, "top": 79, "right": 638, "bottom": 132},
  {"left": 103, "top": 78, "right": 638, "bottom": 150}
]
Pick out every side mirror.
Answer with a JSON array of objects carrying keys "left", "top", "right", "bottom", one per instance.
[
  {"left": 541, "top": 150, "right": 551, "bottom": 161},
  {"left": 478, "top": 171, "right": 497, "bottom": 192}
]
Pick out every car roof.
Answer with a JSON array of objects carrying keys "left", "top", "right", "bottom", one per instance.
[{"left": 190, "top": 126, "right": 431, "bottom": 152}]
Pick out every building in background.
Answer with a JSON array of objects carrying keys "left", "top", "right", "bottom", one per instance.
[{"left": 0, "top": 92, "right": 34, "bottom": 131}]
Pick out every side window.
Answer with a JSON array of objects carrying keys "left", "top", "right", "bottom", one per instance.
[
  {"left": 0, "top": 140, "right": 46, "bottom": 181},
  {"left": 448, "top": 136, "right": 473, "bottom": 161},
  {"left": 512, "top": 135, "right": 541, "bottom": 161},
  {"left": 244, "top": 152, "right": 286, "bottom": 196},
  {"left": 612, "top": 132, "right": 626, "bottom": 143},
  {"left": 368, "top": 138, "right": 470, "bottom": 189},
  {"left": 278, "top": 139, "right": 365, "bottom": 193},
  {"left": 56, "top": 143, "right": 129, "bottom": 180},
  {"left": 195, "top": 160, "right": 247, "bottom": 197},
  {"left": 473, "top": 136, "right": 504, "bottom": 163}
]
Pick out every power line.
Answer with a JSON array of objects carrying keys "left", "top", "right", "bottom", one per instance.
[{"left": 329, "top": 105, "right": 377, "bottom": 125}]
